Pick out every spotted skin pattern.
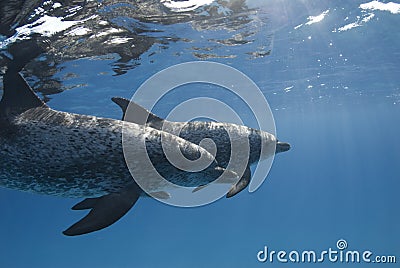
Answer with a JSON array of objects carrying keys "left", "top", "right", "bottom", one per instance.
[
  {"left": 0, "top": 107, "right": 225, "bottom": 198},
  {"left": 112, "top": 97, "right": 290, "bottom": 197},
  {"left": 161, "top": 121, "right": 278, "bottom": 168}
]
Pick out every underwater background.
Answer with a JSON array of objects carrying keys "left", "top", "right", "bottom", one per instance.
[{"left": 0, "top": 0, "right": 399, "bottom": 267}]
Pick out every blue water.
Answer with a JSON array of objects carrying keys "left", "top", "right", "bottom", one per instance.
[{"left": 0, "top": 0, "right": 399, "bottom": 267}]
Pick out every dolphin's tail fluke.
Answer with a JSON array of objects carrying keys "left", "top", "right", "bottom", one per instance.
[{"left": 63, "top": 183, "right": 141, "bottom": 236}]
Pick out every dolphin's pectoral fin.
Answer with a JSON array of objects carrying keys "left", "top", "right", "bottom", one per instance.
[
  {"left": 226, "top": 165, "right": 251, "bottom": 198},
  {"left": 63, "top": 184, "right": 141, "bottom": 236},
  {"left": 71, "top": 197, "right": 100, "bottom": 210},
  {"left": 111, "top": 97, "right": 164, "bottom": 127},
  {"left": 191, "top": 168, "right": 241, "bottom": 193},
  {"left": 192, "top": 184, "right": 207, "bottom": 193}
]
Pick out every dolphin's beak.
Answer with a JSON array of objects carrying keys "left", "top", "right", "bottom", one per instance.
[{"left": 275, "top": 141, "right": 290, "bottom": 154}]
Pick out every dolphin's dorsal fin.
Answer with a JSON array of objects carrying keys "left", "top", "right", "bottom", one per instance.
[
  {"left": 0, "top": 40, "right": 48, "bottom": 118},
  {"left": 111, "top": 97, "right": 164, "bottom": 126},
  {"left": 0, "top": 71, "right": 48, "bottom": 118}
]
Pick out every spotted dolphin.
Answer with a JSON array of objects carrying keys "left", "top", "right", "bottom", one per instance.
[
  {"left": 0, "top": 54, "right": 238, "bottom": 236},
  {"left": 112, "top": 97, "right": 290, "bottom": 198}
]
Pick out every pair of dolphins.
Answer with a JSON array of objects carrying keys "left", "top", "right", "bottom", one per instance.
[{"left": 0, "top": 54, "right": 290, "bottom": 236}]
